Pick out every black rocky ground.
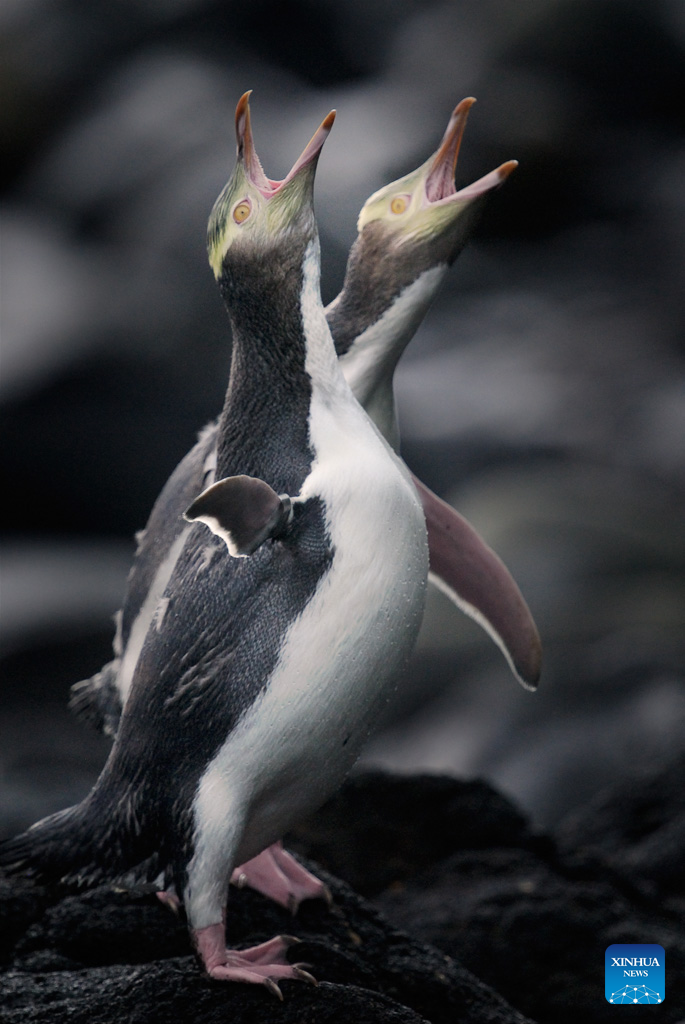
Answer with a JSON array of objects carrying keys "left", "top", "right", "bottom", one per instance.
[
  {"left": 1, "top": 760, "right": 683, "bottom": 1023},
  {"left": 289, "top": 764, "right": 685, "bottom": 1024},
  {"left": 0, "top": 856, "right": 530, "bottom": 1024}
]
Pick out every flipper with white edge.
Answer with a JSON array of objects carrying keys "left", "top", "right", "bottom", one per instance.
[
  {"left": 184, "top": 475, "right": 293, "bottom": 557},
  {"left": 413, "top": 474, "right": 541, "bottom": 690}
]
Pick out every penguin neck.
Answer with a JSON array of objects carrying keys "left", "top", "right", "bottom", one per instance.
[
  {"left": 215, "top": 236, "right": 342, "bottom": 490},
  {"left": 299, "top": 237, "right": 348, "bottom": 398},
  {"left": 327, "top": 229, "right": 448, "bottom": 364},
  {"left": 330, "top": 261, "right": 448, "bottom": 448}
]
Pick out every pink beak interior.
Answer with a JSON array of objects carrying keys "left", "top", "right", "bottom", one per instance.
[
  {"left": 425, "top": 96, "right": 517, "bottom": 206},
  {"left": 235, "top": 92, "right": 336, "bottom": 198}
]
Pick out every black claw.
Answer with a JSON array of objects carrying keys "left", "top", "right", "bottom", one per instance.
[
  {"left": 280, "top": 934, "right": 301, "bottom": 946},
  {"left": 293, "top": 967, "right": 318, "bottom": 986},
  {"left": 264, "top": 978, "right": 284, "bottom": 1001}
]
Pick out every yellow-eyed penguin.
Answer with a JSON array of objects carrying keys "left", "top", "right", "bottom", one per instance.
[
  {"left": 328, "top": 97, "right": 539, "bottom": 687},
  {"left": 0, "top": 94, "right": 429, "bottom": 992},
  {"left": 69, "top": 97, "right": 540, "bottom": 913},
  {"left": 72, "top": 98, "right": 535, "bottom": 740}
]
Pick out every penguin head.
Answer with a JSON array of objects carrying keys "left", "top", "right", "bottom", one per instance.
[
  {"left": 355, "top": 97, "right": 517, "bottom": 273},
  {"left": 207, "top": 92, "right": 335, "bottom": 280}
]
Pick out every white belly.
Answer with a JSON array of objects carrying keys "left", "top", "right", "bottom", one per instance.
[
  {"left": 184, "top": 241, "right": 428, "bottom": 926},
  {"left": 193, "top": 392, "right": 428, "bottom": 866}
]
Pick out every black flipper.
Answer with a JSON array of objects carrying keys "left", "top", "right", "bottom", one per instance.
[{"left": 184, "top": 475, "right": 293, "bottom": 556}]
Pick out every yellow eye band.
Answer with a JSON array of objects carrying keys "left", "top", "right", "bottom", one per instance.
[
  {"left": 390, "top": 195, "right": 409, "bottom": 215},
  {"left": 233, "top": 201, "right": 251, "bottom": 224}
]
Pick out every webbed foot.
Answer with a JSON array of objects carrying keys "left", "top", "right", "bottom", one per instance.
[
  {"left": 194, "top": 924, "right": 316, "bottom": 996},
  {"left": 231, "top": 840, "right": 332, "bottom": 913}
]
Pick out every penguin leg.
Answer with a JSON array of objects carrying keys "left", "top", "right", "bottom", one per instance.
[
  {"left": 231, "top": 840, "right": 332, "bottom": 912},
  {"left": 184, "top": 796, "right": 317, "bottom": 992},
  {"left": 192, "top": 922, "right": 316, "bottom": 995}
]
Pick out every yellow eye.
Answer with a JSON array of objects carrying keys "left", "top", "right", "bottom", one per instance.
[
  {"left": 390, "top": 195, "right": 409, "bottom": 215},
  {"left": 233, "top": 201, "right": 251, "bottom": 224}
]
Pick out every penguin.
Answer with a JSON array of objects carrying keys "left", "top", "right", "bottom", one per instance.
[
  {"left": 68, "top": 97, "right": 540, "bottom": 911},
  {"left": 327, "top": 97, "right": 540, "bottom": 687},
  {"left": 71, "top": 96, "right": 536, "bottom": 745},
  {"left": 0, "top": 94, "right": 429, "bottom": 993},
  {"left": 329, "top": 96, "right": 518, "bottom": 452}
]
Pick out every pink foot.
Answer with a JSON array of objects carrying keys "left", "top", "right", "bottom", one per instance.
[
  {"left": 156, "top": 888, "right": 182, "bottom": 914},
  {"left": 194, "top": 921, "right": 316, "bottom": 997},
  {"left": 231, "top": 841, "right": 332, "bottom": 913}
]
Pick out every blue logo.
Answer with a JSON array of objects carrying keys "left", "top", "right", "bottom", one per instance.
[{"left": 606, "top": 944, "right": 665, "bottom": 1004}]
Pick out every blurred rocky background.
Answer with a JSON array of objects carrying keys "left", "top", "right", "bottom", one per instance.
[{"left": 1, "top": 0, "right": 684, "bottom": 843}]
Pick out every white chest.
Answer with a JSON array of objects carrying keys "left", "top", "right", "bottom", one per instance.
[{"left": 203, "top": 392, "right": 428, "bottom": 859}]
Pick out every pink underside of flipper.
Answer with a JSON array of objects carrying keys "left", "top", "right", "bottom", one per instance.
[
  {"left": 412, "top": 474, "right": 542, "bottom": 688},
  {"left": 231, "top": 840, "right": 332, "bottom": 912},
  {"left": 193, "top": 922, "right": 316, "bottom": 995}
]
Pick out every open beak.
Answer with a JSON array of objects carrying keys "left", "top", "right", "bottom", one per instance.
[
  {"left": 235, "top": 91, "right": 336, "bottom": 198},
  {"left": 424, "top": 97, "right": 517, "bottom": 206}
]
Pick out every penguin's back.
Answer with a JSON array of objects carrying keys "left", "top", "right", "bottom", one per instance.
[
  {"left": 69, "top": 424, "right": 220, "bottom": 735},
  {"left": 122, "top": 426, "right": 218, "bottom": 650},
  {"left": 111, "top": 424, "right": 219, "bottom": 711}
]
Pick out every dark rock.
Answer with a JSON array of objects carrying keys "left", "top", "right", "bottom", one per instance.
[
  {"left": 1, "top": 962, "right": 433, "bottom": 1024},
  {"left": 286, "top": 770, "right": 534, "bottom": 897},
  {"left": 286, "top": 768, "right": 685, "bottom": 1024},
  {"left": 375, "top": 846, "right": 684, "bottom": 1024},
  {"left": 13, "top": 887, "right": 189, "bottom": 968},
  {"left": 555, "top": 753, "right": 685, "bottom": 903},
  {"left": 0, "top": 866, "right": 531, "bottom": 1024},
  {"left": 0, "top": 876, "right": 52, "bottom": 962},
  {"left": 3, "top": 763, "right": 684, "bottom": 1022}
]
